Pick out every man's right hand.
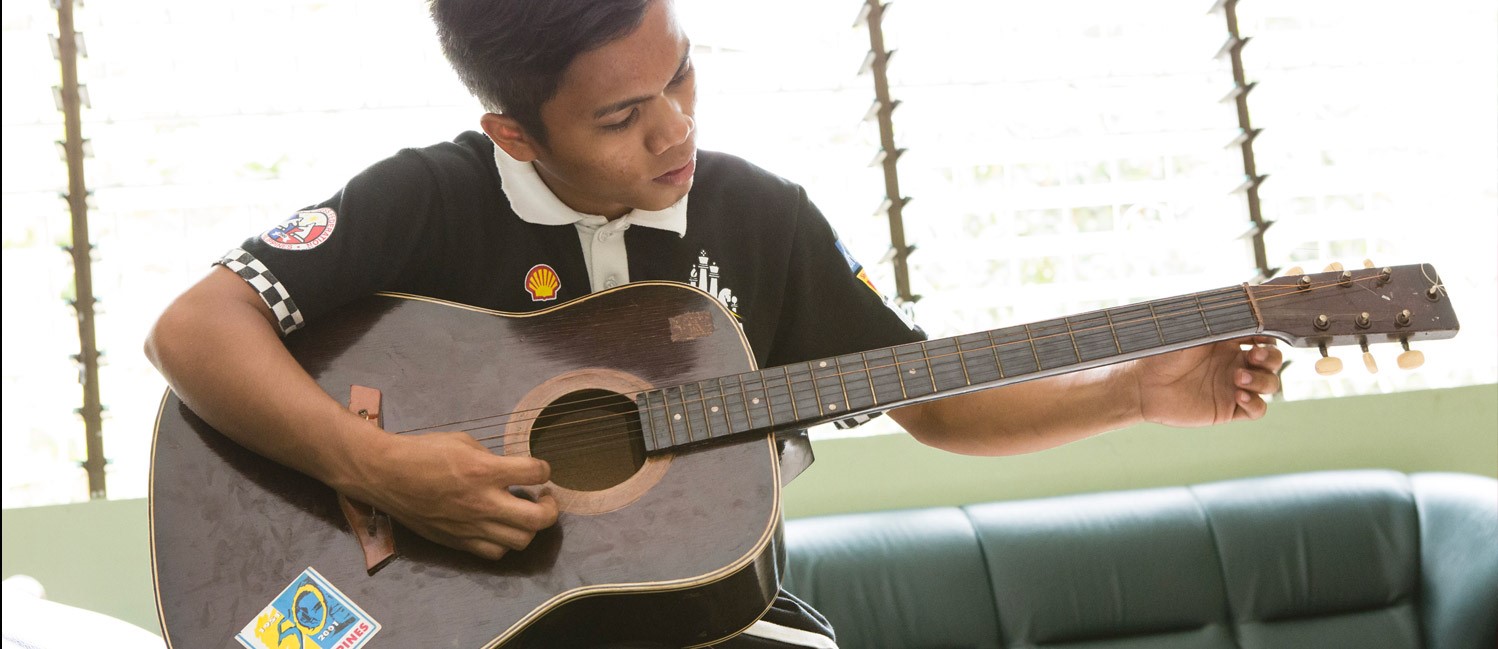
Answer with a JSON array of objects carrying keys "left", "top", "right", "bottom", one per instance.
[
  {"left": 146, "top": 265, "right": 560, "bottom": 563},
  {"left": 344, "top": 429, "right": 561, "bottom": 561}
]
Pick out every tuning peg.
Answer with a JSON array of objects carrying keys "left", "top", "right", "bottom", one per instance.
[
  {"left": 1315, "top": 343, "right": 1343, "bottom": 376},
  {"left": 1398, "top": 338, "right": 1425, "bottom": 370},
  {"left": 1362, "top": 259, "right": 1375, "bottom": 269},
  {"left": 1360, "top": 340, "right": 1378, "bottom": 374},
  {"left": 1324, "top": 262, "right": 1344, "bottom": 272},
  {"left": 1283, "top": 266, "right": 1304, "bottom": 277}
]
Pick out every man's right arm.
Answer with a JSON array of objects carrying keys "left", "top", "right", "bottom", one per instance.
[{"left": 144, "top": 265, "right": 558, "bottom": 560}]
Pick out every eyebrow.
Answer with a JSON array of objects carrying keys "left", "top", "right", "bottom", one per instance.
[{"left": 591, "top": 41, "right": 692, "bottom": 120}]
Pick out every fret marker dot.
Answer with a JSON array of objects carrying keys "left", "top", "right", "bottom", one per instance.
[
  {"left": 711, "top": 406, "right": 720, "bottom": 413},
  {"left": 909, "top": 369, "right": 917, "bottom": 375},
  {"left": 673, "top": 414, "right": 682, "bottom": 421},
  {"left": 752, "top": 398, "right": 761, "bottom": 404},
  {"left": 819, "top": 361, "right": 827, "bottom": 368},
  {"left": 829, "top": 404, "right": 839, "bottom": 411}
]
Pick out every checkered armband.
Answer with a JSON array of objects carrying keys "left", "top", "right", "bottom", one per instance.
[
  {"left": 218, "top": 248, "right": 305, "bottom": 335},
  {"left": 833, "top": 411, "right": 883, "bottom": 430}
]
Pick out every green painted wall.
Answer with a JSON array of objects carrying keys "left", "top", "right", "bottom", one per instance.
[
  {"left": 4, "top": 384, "right": 1495, "bottom": 634},
  {"left": 782, "top": 383, "right": 1498, "bottom": 518}
]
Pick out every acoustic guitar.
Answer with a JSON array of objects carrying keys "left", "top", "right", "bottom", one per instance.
[{"left": 150, "top": 263, "right": 1459, "bottom": 648}]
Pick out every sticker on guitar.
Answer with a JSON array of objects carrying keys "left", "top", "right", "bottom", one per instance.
[{"left": 235, "top": 567, "right": 381, "bottom": 649}]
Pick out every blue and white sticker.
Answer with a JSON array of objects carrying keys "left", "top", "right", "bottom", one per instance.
[{"left": 236, "top": 567, "right": 381, "bottom": 649}]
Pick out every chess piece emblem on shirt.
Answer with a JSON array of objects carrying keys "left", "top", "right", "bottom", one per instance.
[{"left": 689, "top": 250, "right": 737, "bottom": 314}]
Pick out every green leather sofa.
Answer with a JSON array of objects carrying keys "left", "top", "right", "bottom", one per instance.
[{"left": 783, "top": 470, "right": 1497, "bottom": 648}]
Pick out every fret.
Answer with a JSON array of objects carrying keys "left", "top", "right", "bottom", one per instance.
[
  {"left": 1154, "top": 296, "right": 1210, "bottom": 344},
  {"left": 1146, "top": 301, "right": 1167, "bottom": 347},
  {"left": 985, "top": 329, "right": 1007, "bottom": 379},
  {"left": 920, "top": 342, "right": 939, "bottom": 392},
  {"left": 680, "top": 382, "right": 706, "bottom": 443},
  {"left": 642, "top": 390, "right": 667, "bottom": 452},
  {"left": 664, "top": 385, "right": 686, "bottom": 447},
  {"left": 766, "top": 369, "right": 795, "bottom": 427},
  {"left": 703, "top": 378, "right": 731, "bottom": 438},
  {"left": 1102, "top": 309, "right": 1124, "bottom": 355},
  {"left": 787, "top": 363, "right": 822, "bottom": 419},
  {"left": 860, "top": 351, "right": 880, "bottom": 407},
  {"left": 740, "top": 371, "right": 775, "bottom": 431},
  {"left": 832, "top": 356, "right": 852, "bottom": 413},
  {"left": 1029, "top": 319, "right": 1079, "bottom": 370},
  {"left": 894, "top": 342, "right": 936, "bottom": 399},
  {"left": 992, "top": 325, "right": 1039, "bottom": 377},
  {"left": 1063, "top": 317, "right": 1084, "bottom": 365},
  {"left": 1110, "top": 303, "right": 1162, "bottom": 353},
  {"left": 778, "top": 365, "right": 803, "bottom": 422},
  {"left": 1068, "top": 311, "right": 1117, "bottom": 363},
  {"left": 864, "top": 347, "right": 904, "bottom": 405},
  {"left": 1191, "top": 293, "right": 1214, "bottom": 335},
  {"left": 839, "top": 352, "right": 877, "bottom": 412},
  {"left": 958, "top": 332, "right": 1002, "bottom": 384},
  {"left": 719, "top": 375, "right": 748, "bottom": 434},
  {"left": 1200, "top": 287, "right": 1258, "bottom": 333},
  {"left": 728, "top": 373, "right": 757, "bottom": 433},
  {"left": 924, "top": 337, "right": 969, "bottom": 392},
  {"left": 811, "top": 359, "right": 844, "bottom": 415}
]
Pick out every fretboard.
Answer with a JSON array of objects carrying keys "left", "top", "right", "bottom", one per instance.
[{"left": 637, "top": 284, "right": 1260, "bottom": 452}]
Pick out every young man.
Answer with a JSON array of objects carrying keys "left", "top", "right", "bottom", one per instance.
[{"left": 145, "top": 0, "right": 1282, "bottom": 646}]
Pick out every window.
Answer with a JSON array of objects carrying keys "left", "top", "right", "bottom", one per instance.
[{"left": 3, "top": 0, "right": 1493, "bottom": 505}]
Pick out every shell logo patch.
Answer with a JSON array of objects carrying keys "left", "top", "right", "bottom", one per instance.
[
  {"left": 263, "top": 208, "right": 337, "bottom": 251},
  {"left": 235, "top": 567, "right": 380, "bottom": 649},
  {"left": 525, "top": 264, "right": 561, "bottom": 301}
]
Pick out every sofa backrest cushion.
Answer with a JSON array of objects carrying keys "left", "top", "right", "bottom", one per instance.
[{"left": 783, "top": 470, "right": 1498, "bottom": 649}]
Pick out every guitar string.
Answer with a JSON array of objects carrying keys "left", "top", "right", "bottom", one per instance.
[
  {"left": 382, "top": 274, "right": 1414, "bottom": 456},
  {"left": 409, "top": 274, "right": 1400, "bottom": 457},
  {"left": 468, "top": 275, "right": 1402, "bottom": 457},
  {"left": 397, "top": 285, "right": 1272, "bottom": 446},
  {"left": 386, "top": 280, "right": 1312, "bottom": 438}
]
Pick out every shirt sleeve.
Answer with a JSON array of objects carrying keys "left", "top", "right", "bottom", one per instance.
[
  {"left": 767, "top": 189, "right": 927, "bottom": 428},
  {"left": 216, "top": 149, "right": 444, "bottom": 335}
]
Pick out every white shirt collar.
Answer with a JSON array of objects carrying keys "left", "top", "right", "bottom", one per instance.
[{"left": 492, "top": 142, "right": 687, "bottom": 237}]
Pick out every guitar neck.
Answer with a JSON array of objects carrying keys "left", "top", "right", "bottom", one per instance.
[{"left": 636, "top": 284, "right": 1262, "bottom": 452}]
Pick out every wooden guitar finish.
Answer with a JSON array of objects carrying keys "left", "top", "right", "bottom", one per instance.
[{"left": 150, "top": 283, "right": 782, "bottom": 648}]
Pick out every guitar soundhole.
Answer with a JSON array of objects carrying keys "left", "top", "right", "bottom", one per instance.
[{"left": 529, "top": 389, "right": 646, "bottom": 492}]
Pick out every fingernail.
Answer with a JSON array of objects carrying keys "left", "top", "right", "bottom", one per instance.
[
  {"left": 1238, "top": 391, "right": 1252, "bottom": 403},
  {"left": 1238, "top": 369, "right": 1252, "bottom": 386},
  {"left": 1253, "top": 348, "right": 1268, "bottom": 362}
]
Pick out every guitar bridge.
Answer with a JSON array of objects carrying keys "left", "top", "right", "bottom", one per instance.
[{"left": 340, "top": 385, "right": 398, "bottom": 575}]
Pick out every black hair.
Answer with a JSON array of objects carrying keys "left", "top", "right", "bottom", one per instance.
[{"left": 430, "top": 0, "right": 652, "bottom": 148}]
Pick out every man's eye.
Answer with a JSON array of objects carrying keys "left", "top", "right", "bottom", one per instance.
[
  {"left": 603, "top": 108, "right": 639, "bottom": 131},
  {"left": 669, "top": 61, "right": 694, "bottom": 87}
]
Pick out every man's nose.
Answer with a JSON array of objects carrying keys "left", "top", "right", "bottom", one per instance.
[{"left": 647, "top": 101, "right": 693, "bottom": 156}]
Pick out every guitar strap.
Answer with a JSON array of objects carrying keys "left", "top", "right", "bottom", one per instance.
[{"left": 338, "top": 385, "right": 399, "bottom": 574}]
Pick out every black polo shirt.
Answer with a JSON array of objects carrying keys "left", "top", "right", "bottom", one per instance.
[
  {"left": 218, "top": 131, "right": 926, "bottom": 647},
  {"left": 224, "top": 130, "right": 921, "bottom": 372}
]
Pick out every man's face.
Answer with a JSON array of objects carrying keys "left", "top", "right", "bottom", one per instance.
[{"left": 532, "top": 0, "right": 697, "bottom": 218}]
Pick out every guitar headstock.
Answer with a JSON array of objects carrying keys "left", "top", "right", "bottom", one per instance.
[{"left": 1249, "top": 263, "right": 1459, "bottom": 373}]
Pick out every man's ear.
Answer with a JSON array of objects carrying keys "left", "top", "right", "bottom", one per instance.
[{"left": 480, "top": 113, "right": 541, "bottom": 162}]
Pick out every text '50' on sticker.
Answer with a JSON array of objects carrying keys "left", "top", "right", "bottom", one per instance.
[{"left": 235, "top": 567, "right": 380, "bottom": 649}]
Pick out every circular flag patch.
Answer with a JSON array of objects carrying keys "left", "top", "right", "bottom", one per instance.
[{"left": 262, "top": 208, "right": 337, "bottom": 251}]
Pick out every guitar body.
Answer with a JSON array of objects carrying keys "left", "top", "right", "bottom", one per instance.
[{"left": 150, "top": 283, "right": 784, "bottom": 648}]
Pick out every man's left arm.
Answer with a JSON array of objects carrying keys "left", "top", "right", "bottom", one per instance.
[{"left": 889, "top": 337, "right": 1283, "bottom": 456}]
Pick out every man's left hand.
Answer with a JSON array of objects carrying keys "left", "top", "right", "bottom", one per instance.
[{"left": 1133, "top": 337, "right": 1284, "bottom": 427}]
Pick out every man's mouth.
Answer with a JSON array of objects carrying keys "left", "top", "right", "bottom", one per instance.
[{"left": 653, "top": 154, "right": 697, "bottom": 186}]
